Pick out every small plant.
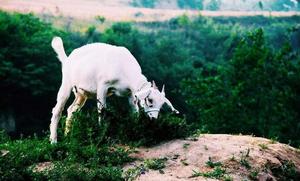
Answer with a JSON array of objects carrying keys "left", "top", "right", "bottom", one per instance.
[
  {"left": 230, "top": 154, "right": 236, "bottom": 161},
  {"left": 180, "top": 159, "right": 189, "bottom": 166},
  {"left": 223, "top": 175, "right": 234, "bottom": 181},
  {"left": 144, "top": 158, "right": 167, "bottom": 170},
  {"left": 271, "top": 160, "right": 299, "bottom": 180},
  {"left": 249, "top": 169, "right": 259, "bottom": 180},
  {"left": 124, "top": 157, "right": 168, "bottom": 180},
  {"left": 95, "top": 15, "right": 105, "bottom": 23},
  {"left": 0, "top": 129, "right": 9, "bottom": 144},
  {"left": 183, "top": 143, "right": 190, "bottom": 149},
  {"left": 206, "top": 157, "right": 222, "bottom": 168},
  {"left": 258, "top": 143, "right": 268, "bottom": 150},
  {"left": 240, "top": 157, "right": 251, "bottom": 169},
  {"left": 190, "top": 167, "right": 226, "bottom": 179},
  {"left": 269, "top": 137, "right": 278, "bottom": 144},
  {"left": 123, "top": 165, "right": 147, "bottom": 181},
  {"left": 240, "top": 149, "right": 251, "bottom": 169}
]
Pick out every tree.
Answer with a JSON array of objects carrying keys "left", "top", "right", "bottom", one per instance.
[
  {"left": 181, "top": 29, "right": 300, "bottom": 146},
  {"left": 206, "top": 0, "right": 221, "bottom": 11},
  {"left": 177, "top": 0, "right": 203, "bottom": 10}
]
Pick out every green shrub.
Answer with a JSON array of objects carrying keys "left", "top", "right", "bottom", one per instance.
[{"left": 181, "top": 28, "right": 300, "bottom": 146}]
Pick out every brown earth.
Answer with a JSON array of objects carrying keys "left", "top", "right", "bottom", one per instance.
[
  {"left": 1, "top": 0, "right": 300, "bottom": 22},
  {"left": 26, "top": 134, "right": 300, "bottom": 180},
  {"left": 124, "top": 134, "right": 300, "bottom": 181}
]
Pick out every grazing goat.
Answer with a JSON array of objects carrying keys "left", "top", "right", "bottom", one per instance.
[{"left": 49, "top": 37, "right": 179, "bottom": 143}]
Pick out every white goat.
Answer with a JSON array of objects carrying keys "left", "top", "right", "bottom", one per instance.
[{"left": 49, "top": 37, "right": 179, "bottom": 143}]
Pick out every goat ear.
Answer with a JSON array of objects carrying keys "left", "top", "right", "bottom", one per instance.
[
  {"left": 152, "top": 80, "right": 158, "bottom": 89},
  {"left": 135, "top": 89, "right": 151, "bottom": 100},
  {"left": 161, "top": 84, "right": 165, "bottom": 96}
]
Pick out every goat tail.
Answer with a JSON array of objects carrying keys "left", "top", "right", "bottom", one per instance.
[{"left": 51, "top": 36, "right": 67, "bottom": 63}]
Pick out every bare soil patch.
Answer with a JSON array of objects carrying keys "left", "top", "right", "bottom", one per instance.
[{"left": 125, "top": 134, "right": 300, "bottom": 180}]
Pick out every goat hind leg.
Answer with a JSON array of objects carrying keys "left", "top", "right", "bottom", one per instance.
[
  {"left": 50, "top": 85, "right": 71, "bottom": 143},
  {"left": 65, "top": 92, "right": 87, "bottom": 136}
]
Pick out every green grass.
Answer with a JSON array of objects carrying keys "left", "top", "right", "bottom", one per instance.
[
  {"left": 190, "top": 167, "right": 227, "bottom": 179},
  {"left": 123, "top": 157, "right": 167, "bottom": 180},
  {"left": 258, "top": 143, "right": 269, "bottom": 150},
  {"left": 0, "top": 136, "right": 132, "bottom": 180},
  {"left": 183, "top": 143, "right": 190, "bottom": 149},
  {"left": 144, "top": 158, "right": 167, "bottom": 170},
  {"left": 205, "top": 157, "right": 222, "bottom": 168},
  {"left": 239, "top": 148, "right": 251, "bottom": 169},
  {"left": 0, "top": 112, "right": 135, "bottom": 181},
  {"left": 0, "top": 107, "right": 188, "bottom": 180}
]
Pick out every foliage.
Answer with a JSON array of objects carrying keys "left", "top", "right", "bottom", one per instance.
[
  {"left": 191, "top": 167, "right": 227, "bottom": 179},
  {"left": 1, "top": 8, "right": 300, "bottom": 155},
  {"left": 0, "top": 118, "right": 133, "bottom": 180},
  {"left": 131, "top": 0, "right": 157, "bottom": 8},
  {"left": 73, "top": 101, "right": 188, "bottom": 146},
  {"left": 206, "top": 0, "right": 221, "bottom": 11},
  {"left": 205, "top": 157, "right": 222, "bottom": 168},
  {"left": 1, "top": 8, "right": 300, "bottom": 181},
  {"left": 144, "top": 158, "right": 167, "bottom": 170},
  {"left": 0, "top": 11, "right": 76, "bottom": 134},
  {"left": 271, "top": 160, "right": 300, "bottom": 180},
  {"left": 177, "top": 0, "right": 203, "bottom": 10},
  {"left": 181, "top": 28, "right": 300, "bottom": 146}
]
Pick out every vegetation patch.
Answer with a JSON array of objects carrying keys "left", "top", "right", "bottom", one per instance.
[
  {"left": 258, "top": 143, "right": 269, "bottom": 150},
  {"left": 205, "top": 157, "right": 222, "bottom": 168},
  {"left": 190, "top": 167, "right": 227, "bottom": 179}
]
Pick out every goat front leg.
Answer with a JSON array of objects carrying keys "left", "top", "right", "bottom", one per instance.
[
  {"left": 97, "top": 86, "right": 107, "bottom": 125},
  {"left": 65, "top": 91, "right": 88, "bottom": 136},
  {"left": 50, "top": 84, "right": 71, "bottom": 144},
  {"left": 129, "top": 96, "right": 139, "bottom": 113}
]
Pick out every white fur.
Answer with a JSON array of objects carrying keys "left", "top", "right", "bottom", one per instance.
[{"left": 49, "top": 37, "right": 178, "bottom": 143}]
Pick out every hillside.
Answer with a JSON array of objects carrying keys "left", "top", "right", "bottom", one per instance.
[
  {"left": 124, "top": 134, "right": 300, "bottom": 180},
  {"left": 11, "top": 134, "right": 300, "bottom": 181},
  {"left": 0, "top": 0, "right": 300, "bottom": 22}
]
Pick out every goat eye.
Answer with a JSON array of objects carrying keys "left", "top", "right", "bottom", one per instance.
[{"left": 148, "top": 99, "right": 153, "bottom": 104}]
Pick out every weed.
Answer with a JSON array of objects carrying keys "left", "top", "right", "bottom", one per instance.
[
  {"left": 269, "top": 137, "right": 278, "bottom": 144},
  {"left": 124, "top": 157, "right": 168, "bottom": 180},
  {"left": 180, "top": 159, "right": 189, "bottom": 166},
  {"left": 206, "top": 157, "right": 222, "bottom": 168},
  {"left": 230, "top": 154, "right": 236, "bottom": 161},
  {"left": 240, "top": 149, "right": 251, "bottom": 169},
  {"left": 0, "top": 129, "right": 9, "bottom": 144},
  {"left": 258, "top": 143, "right": 268, "bottom": 150},
  {"left": 190, "top": 167, "right": 226, "bottom": 179},
  {"left": 123, "top": 164, "right": 147, "bottom": 181},
  {"left": 240, "top": 157, "right": 251, "bottom": 169},
  {"left": 249, "top": 169, "right": 259, "bottom": 180},
  {"left": 144, "top": 158, "right": 167, "bottom": 170},
  {"left": 271, "top": 160, "right": 300, "bottom": 180},
  {"left": 183, "top": 143, "right": 190, "bottom": 149},
  {"left": 224, "top": 175, "right": 234, "bottom": 181},
  {"left": 0, "top": 111, "right": 134, "bottom": 181}
]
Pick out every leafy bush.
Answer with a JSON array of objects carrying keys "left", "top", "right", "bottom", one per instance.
[
  {"left": 69, "top": 99, "right": 188, "bottom": 146},
  {"left": 0, "top": 128, "right": 132, "bottom": 180},
  {"left": 181, "top": 29, "right": 300, "bottom": 146}
]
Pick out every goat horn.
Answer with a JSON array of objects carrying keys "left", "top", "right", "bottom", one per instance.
[{"left": 164, "top": 98, "right": 179, "bottom": 114}]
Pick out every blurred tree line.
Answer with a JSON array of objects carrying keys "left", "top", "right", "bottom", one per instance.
[
  {"left": 0, "top": 10, "right": 300, "bottom": 146},
  {"left": 131, "top": 0, "right": 300, "bottom": 11}
]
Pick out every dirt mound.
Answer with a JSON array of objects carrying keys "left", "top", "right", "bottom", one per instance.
[{"left": 124, "top": 134, "right": 300, "bottom": 180}]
